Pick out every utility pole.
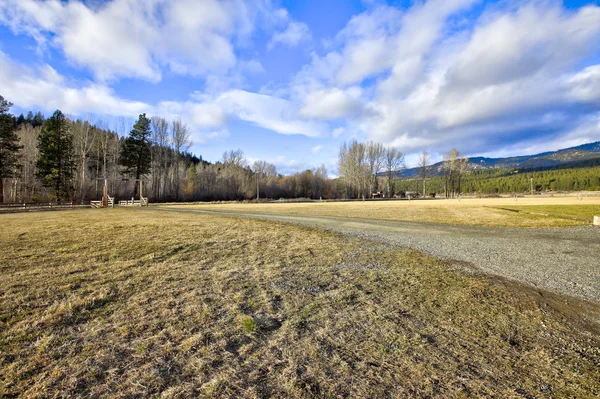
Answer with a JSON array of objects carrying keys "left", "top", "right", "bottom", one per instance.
[
  {"left": 256, "top": 174, "right": 259, "bottom": 201},
  {"left": 530, "top": 177, "right": 534, "bottom": 196}
]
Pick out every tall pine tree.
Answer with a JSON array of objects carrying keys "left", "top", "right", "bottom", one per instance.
[
  {"left": 119, "top": 113, "right": 152, "bottom": 197},
  {"left": 36, "top": 110, "right": 75, "bottom": 200},
  {"left": 0, "top": 95, "right": 22, "bottom": 203}
]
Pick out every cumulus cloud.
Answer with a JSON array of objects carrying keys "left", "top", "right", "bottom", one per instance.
[
  {"left": 568, "top": 65, "right": 600, "bottom": 103},
  {"left": 0, "top": 51, "right": 149, "bottom": 116},
  {"left": 0, "top": 0, "right": 257, "bottom": 81},
  {"left": 0, "top": 51, "right": 230, "bottom": 146},
  {"left": 301, "top": 0, "right": 600, "bottom": 156},
  {"left": 3, "top": 0, "right": 600, "bottom": 161}
]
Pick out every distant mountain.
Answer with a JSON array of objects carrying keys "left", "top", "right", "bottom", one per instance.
[{"left": 395, "top": 141, "right": 600, "bottom": 178}]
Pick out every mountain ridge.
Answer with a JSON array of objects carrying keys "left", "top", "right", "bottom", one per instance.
[{"left": 397, "top": 141, "right": 600, "bottom": 178}]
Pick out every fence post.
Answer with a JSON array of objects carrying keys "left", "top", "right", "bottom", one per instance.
[{"left": 594, "top": 216, "right": 600, "bottom": 226}]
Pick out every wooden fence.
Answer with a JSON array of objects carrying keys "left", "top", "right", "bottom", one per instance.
[
  {"left": 0, "top": 201, "right": 90, "bottom": 212},
  {"left": 118, "top": 197, "right": 148, "bottom": 207}
]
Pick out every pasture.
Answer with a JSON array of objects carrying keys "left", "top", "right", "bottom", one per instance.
[
  {"left": 166, "top": 196, "right": 600, "bottom": 228},
  {"left": 1, "top": 209, "right": 599, "bottom": 398}
]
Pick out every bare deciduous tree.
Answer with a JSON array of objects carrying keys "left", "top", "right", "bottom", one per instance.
[
  {"left": 16, "top": 124, "right": 40, "bottom": 201},
  {"left": 366, "top": 141, "right": 386, "bottom": 195},
  {"left": 171, "top": 118, "right": 191, "bottom": 201},
  {"left": 418, "top": 150, "right": 430, "bottom": 198},
  {"left": 72, "top": 117, "right": 94, "bottom": 199},
  {"left": 385, "top": 147, "right": 404, "bottom": 197},
  {"left": 442, "top": 149, "right": 469, "bottom": 198},
  {"left": 151, "top": 117, "right": 170, "bottom": 201},
  {"left": 253, "top": 160, "right": 270, "bottom": 200}
]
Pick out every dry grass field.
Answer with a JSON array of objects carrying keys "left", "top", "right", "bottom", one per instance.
[
  {"left": 502, "top": 204, "right": 600, "bottom": 221},
  {"left": 166, "top": 197, "right": 600, "bottom": 228},
  {"left": 1, "top": 209, "right": 599, "bottom": 398}
]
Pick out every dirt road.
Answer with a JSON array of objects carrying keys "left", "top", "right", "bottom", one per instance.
[{"left": 153, "top": 207, "right": 600, "bottom": 304}]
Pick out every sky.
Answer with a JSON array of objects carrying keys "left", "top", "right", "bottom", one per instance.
[{"left": 0, "top": 0, "right": 600, "bottom": 174}]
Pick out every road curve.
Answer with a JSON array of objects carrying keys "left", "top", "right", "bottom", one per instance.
[{"left": 152, "top": 207, "right": 600, "bottom": 304}]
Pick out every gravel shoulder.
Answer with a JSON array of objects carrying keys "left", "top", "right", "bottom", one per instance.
[{"left": 153, "top": 207, "right": 600, "bottom": 304}]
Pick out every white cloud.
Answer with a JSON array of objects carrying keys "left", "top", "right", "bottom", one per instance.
[
  {"left": 268, "top": 21, "right": 311, "bottom": 50},
  {"left": 0, "top": 51, "right": 149, "bottom": 116},
  {"left": 155, "top": 101, "right": 228, "bottom": 129},
  {"left": 328, "top": 0, "right": 478, "bottom": 86},
  {"left": 217, "top": 90, "right": 325, "bottom": 137},
  {"left": 0, "top": 51, "right": 229, "bottom": 146},
  {"left": 311, "top": 145, "right": 323, "bottom": 154},
  {"left": 196, "top": 129, "right": 231, "bottom": 145},
  {"left": 358, "top": 2, "right": 600, "bottom": 155},
  {"left": 300, "top": 87, "right": 364, "bottom": 120},
  {"left": 568, "top": 65, "right": 600, "bottom": 103},
  {"left": 0, "top": 47, "right": 330, "bottom": 142},
  {"left": 2, "top": 0, "right": 600, "bottom": 161},
  {"left": 332, "top": 127, "right": 346, "bottom": 138},
  {"left": 279, "top": 0, "right": 600, "bottom": 159},
  {"left": 0, "top": 0, "right": 261, "bottom": 81}
]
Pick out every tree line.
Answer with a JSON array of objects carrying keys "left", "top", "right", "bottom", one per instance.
[
  {"left": 336, "top": 141, "right": 472, "bottom": 199},
  {"left": 0, "top": 94, "right": 337, "bottom": 203},
  {"left": 2, "top": 93, "right": 599, "bottom": 203},
  {"left": 397, "top": 163, "right": 600, "bottom": 195}
]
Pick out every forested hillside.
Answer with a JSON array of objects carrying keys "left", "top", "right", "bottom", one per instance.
[
  {"left": 397, "top": 142, "right": 600, "bottom": 177},
  {"left": 395, "top": 161, "right": 600, "bottom": 195}
]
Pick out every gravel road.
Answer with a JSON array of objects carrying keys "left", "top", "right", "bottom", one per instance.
[{"left": 153, "top": 207, "right": 600, "bottom": 304}]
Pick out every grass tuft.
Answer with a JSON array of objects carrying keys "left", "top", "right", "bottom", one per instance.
[{"left": 241, "top": 316, "right": 256, "bottom": 333}]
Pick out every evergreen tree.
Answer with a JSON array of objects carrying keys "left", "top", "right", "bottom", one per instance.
[
  {"left": 119, "top": 113, "right": 152, "bottom": 197},
  {"left": 36, "top": 110, "right": 75, "bottom": 200},
  {"left": 187, "top": 162, "right": 197, "bottom": 180},
  {"left": 32, "top": 111, "right": 45, "bottom": 128},
  {"left": 0, "top": 95, "right": 22, "bottom": 203}
]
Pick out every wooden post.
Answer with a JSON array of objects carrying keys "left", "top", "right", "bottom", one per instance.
[
  {"left": 594, "top": 216, "right": 600, "bottom": 226},
  {"left": 102, "top": 178, "right": 108, "bottom": 208}
]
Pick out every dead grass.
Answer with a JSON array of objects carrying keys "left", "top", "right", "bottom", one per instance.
[
  {"left": 500, "top": 204, "right": 600, "bottom": 221},
  {"left": 1, "top": 209, "right": 599, "bottom": 398},
  {"left": 166, "top": 197, "right": 600, "bottom": 227}
]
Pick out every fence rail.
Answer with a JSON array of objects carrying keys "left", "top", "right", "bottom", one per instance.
[
  {"left": 0, "top": 201, "right": 89, "bottom": 212},
  {"left": 119, "top": 197, "right": 148, "bottom": 207}
]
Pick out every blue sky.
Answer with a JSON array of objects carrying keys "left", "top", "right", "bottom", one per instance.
[{"left": 1, "top": 0, "right": 600, "bottom": 174}]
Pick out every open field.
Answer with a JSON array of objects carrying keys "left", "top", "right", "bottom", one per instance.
[
  {"left": 154, "top": 207, "right": 600, "bottom": 303},
  {"left": 165, "top": 197, "right": 600, "bottom": 228},
  {"left": 1, "top": 209, "right": 599, "bottom": 398}
]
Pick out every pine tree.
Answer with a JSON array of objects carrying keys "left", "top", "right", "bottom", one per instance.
[
  {"left": 119, "top": 113, "right": 152, "bottom": 197},
  {"left": 32, "top": 111, "right": 45, "bottom": 128},
  {"left": 187, "top": 162, "right": 197, "bottom": 180},
  {"left": 0, "top": 95, "right": 22, "bottom": 203},
  {"left": 36, "top": 110, "right": 76, "bottom": 200}
]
